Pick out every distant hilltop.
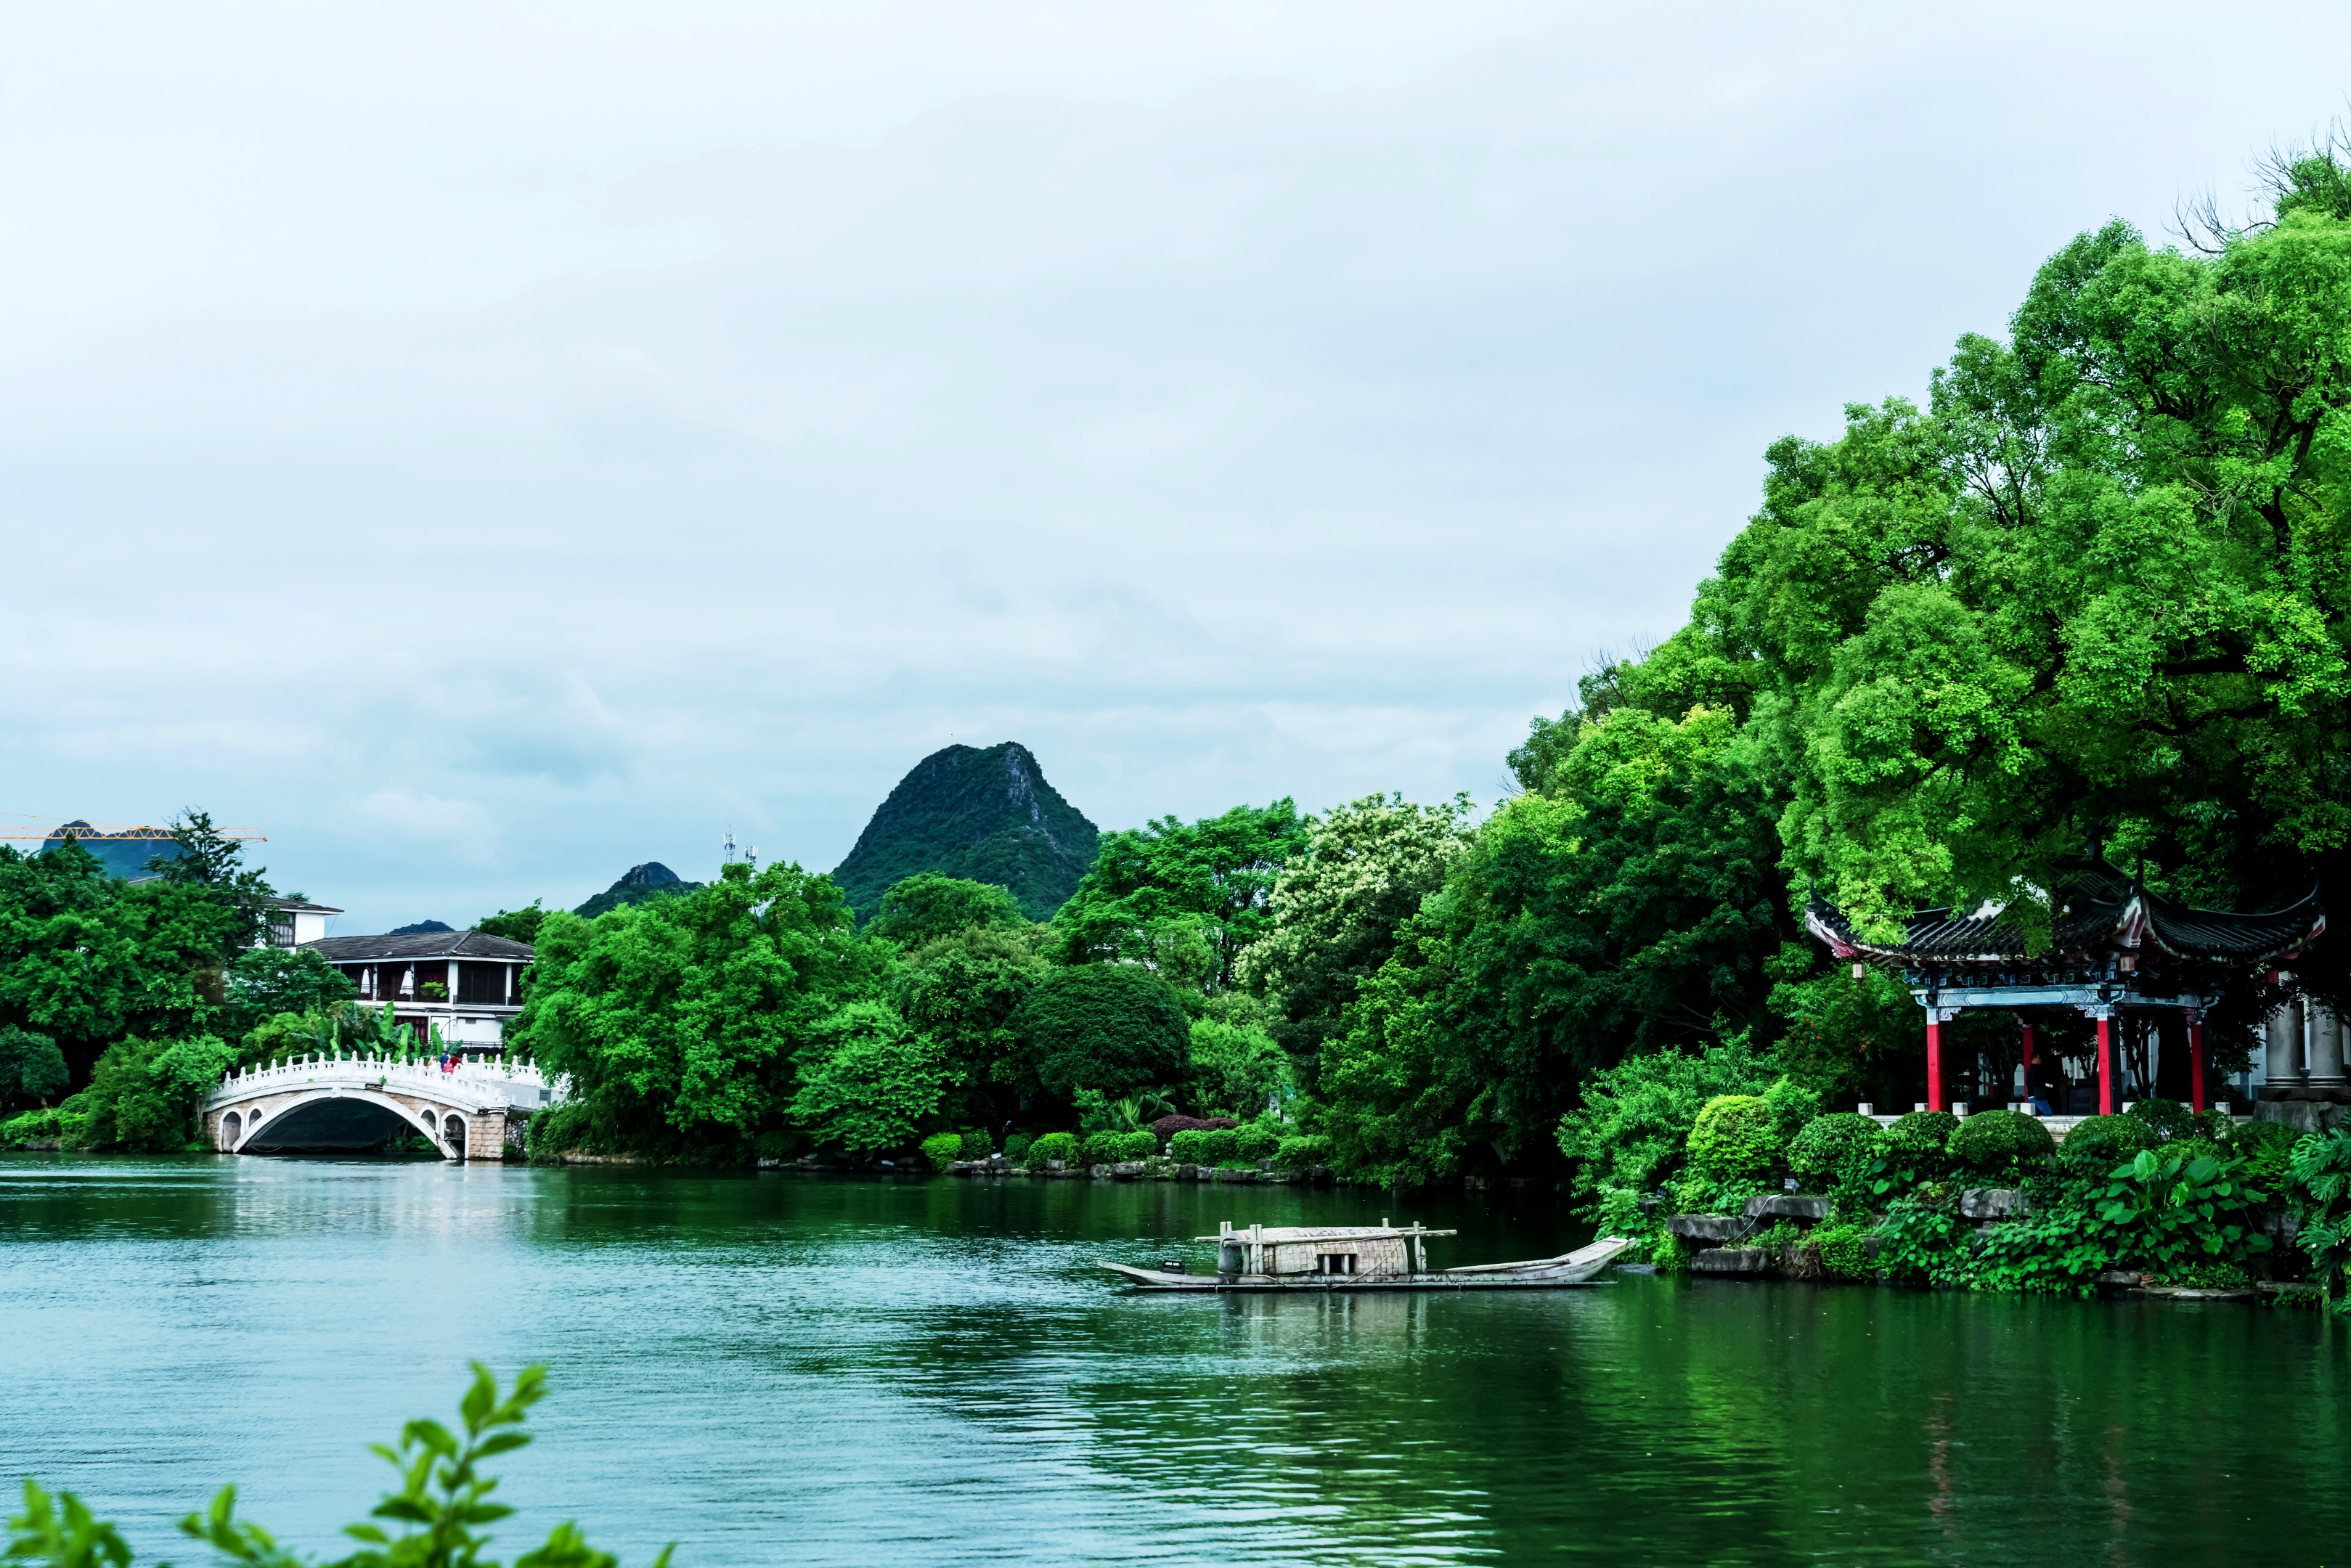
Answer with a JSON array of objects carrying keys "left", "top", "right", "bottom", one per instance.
[
  {"left": 575, "top": 861, "right": 703, "bottom": 919},
  {"left": 831, "top": 742, "right": 1099, "bottom": 923}
]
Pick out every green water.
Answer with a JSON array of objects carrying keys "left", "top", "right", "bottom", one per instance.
[{"left": 2, "top": 1155, "right": 2344, "bottom": 1566}]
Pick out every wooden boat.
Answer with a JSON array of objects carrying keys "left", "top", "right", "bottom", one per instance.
[{"left": 1101, "top": 1220, "right": 1633, "bottom": 1292}]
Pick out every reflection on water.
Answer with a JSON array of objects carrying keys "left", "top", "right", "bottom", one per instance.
[{"left": 1, "top": 1153, "right": 2342, "bottom": 1565}]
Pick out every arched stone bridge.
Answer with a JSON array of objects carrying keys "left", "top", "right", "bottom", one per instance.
[{"left": 201, "top": 1055, "right": 559, "bottom": 1160}]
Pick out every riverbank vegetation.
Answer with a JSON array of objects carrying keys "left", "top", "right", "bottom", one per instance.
[
  {"left": 507, "top": 135, "right": 2351, "bottom": 1303},
  {"left": 7, "top": 1363, "right": 665, "bottom": 1568},
  {"left": 0, "top": 815, "right": 379, "bottom": 1154},
  {"left": 15, "top": 136, "right": 2351, "bottom": 1314}
]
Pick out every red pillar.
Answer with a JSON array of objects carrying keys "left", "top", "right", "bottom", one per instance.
[
  {"left": 2097, "top": 1016, "right": 2115, "bottom": 1115},
  {"left": 1926, "top": 1016, "right": 1945, "bottom": 1112},
  {"left": 2190, "top": 1016, "right": 2208, "bottom": 1114}
]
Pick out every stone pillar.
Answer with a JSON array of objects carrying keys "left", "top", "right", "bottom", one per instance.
[
  {"left": 2310, "top": 1003, "right": 2349, "bottom": 1093},
  {"left": 464, "top": 1110, "right": 509, "bottom": 1161},
  {"left": 2267, "top": 1005, "right": 2301, "bottom": 1094}
]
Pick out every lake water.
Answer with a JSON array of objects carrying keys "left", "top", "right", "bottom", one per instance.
[{"left": 3, "top": 1154, "right": 2345, "bottom": 1567}]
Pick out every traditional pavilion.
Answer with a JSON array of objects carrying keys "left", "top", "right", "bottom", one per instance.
[{"left": 1806, "top": 859, "right": 2324, "bottom": 1115}]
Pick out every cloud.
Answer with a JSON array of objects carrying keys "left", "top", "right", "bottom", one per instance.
[{"left": 4, "top": 0, "right": 2347, "bottom": 927}]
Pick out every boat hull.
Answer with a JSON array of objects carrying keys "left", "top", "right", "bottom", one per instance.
[{"left": 1104, "top": 1235, "right": 1631, "bottom": 1292}]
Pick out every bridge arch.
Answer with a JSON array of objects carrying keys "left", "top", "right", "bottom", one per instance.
[
  {"left": 236, "top": 1089, "right": 462, "bottom": 1159},
  {"left": 220, "top": 1110, "right": 242, "bottom": 1150}
]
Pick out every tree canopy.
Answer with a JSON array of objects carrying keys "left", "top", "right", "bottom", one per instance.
[
  {"left": 1008, "top": 964, "right": 1192, "bottom": 1104},
  {"left": 1051, "top": 801, "right": 1308, "bottom": 991}
]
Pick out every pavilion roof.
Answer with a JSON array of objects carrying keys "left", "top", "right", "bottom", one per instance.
[{"left": 1806, "top": 860, "right": 2323, "bottom": 971}]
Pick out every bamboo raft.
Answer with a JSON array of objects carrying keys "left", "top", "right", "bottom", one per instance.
[{"left": 1102, "top": 1220, "right": 1632, "bottom": 1292}]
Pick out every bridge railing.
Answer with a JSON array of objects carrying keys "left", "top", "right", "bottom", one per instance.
[{"left": 212, "top": 1052, "right": 565, "bottom": 1108}]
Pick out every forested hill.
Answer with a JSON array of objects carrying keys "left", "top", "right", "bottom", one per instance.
[
  {"left": 832, "top": 743, "right": 1099, "bottom": 922},
  {"left": 574, "top": 862, "right": 703, "bottom": 918}
]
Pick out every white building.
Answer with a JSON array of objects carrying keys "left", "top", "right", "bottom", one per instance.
[{"left": 304, "top": 928, "right": 534, "bottom": 1054}]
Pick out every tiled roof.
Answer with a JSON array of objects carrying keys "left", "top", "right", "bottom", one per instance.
[
  {"left": 304, "top": 930, "right": 534, "bottom": 961},
  {"left": 1806, "top": 862, "right": 2322, "bottom": 969}
]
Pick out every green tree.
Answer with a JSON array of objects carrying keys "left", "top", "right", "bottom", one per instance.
[
  {"left": 507, "top": 860, "right": 885, "bottom": 1159},
  {"left": 868, "top": 873, "right": 1028, "bottom": 947},
  {"left": 474, "top": 901, "right": 549, "bottom": 944},
  {"left": 1050, "top": 801, "right": 1308, "bottom": 991},
  {"left": 789, "top": 1000, "right": 948, "bottom": 1155},
  {"left": 1317, "top": 704, "right": 1796, "bottom": 1183},
  {"left": 1007, "top": 965, "right": 1191, "bottom": 1105},
  {"left": 223, "top": 947, "right": 357, "bottom": 1040},
  {"left": 1186, "top": 1018, "right": 1290, "bottom": 1117},
  {"left": 145, "top": 810, "right": 284, "bottom": 953},
  {"left": 890, "top": 920, "right": 1050, "bottom": 1126},
  {"left": 0, "top": 839, "right": 251, "bottom": 1082},
  {"left": 1236, "top": 793, "right": 1472, "bottom": 1093},
  {"left": 0, "top": 1026, "right": 68, "bottom": 1108}
]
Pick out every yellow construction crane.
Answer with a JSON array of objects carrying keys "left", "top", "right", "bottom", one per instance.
[{"left": 0, "top": 814, "right": 266, "bottom": 844}]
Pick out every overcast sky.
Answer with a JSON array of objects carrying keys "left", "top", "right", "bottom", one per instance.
[{"left": 6, "top": 2, "right": 2349, "bottom": 933}]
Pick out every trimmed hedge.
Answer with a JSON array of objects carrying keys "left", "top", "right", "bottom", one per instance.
[
  {"left": 2126, "top": 1098, "right": 2198, "bottom": 1143},
  {"left": 1115, "top": 1130, "right": 1159, "bottom": 1161},
  {"left": 1884, "top": 1110, "right": 1960, "bottom": 1158},
  {"left": 1788, "top": 1113, "right": 1879, "bottom": 1185},
  {"left": 1949, "top": 1108, "right": 2055, "bottom": 1172},
  {"left": 1234, "top": 1123, "right": 1280, "bottom": 1162},
  {"left": 1274, "top": 1133, "right": 1332, "bottom": 1169},
  {"left": 1080, "top": 1130, "right": 1125, "bottom": 1167},
  {"left": 1689, "top": 1095, "right": 1778, "bottom": 1178},
  {"left": 1168, "top": 1127, "right": 1244, "bottom": 1166},
  {"left": 958, "top": 1128, "right": 995, "bottom": 1159},
  {"left": 1003, "top": 1132, "right": 1032, "bottom": 1164},
  {"left": 2057, "top": 1114, "right": 2154, "bottom": 1172},
  {"left": 1080, "top": 1129, "right": 1159, "bottom": 1165},
  {"left": 1027, "top": 1131, "right": 1081, "bottom": 1167},
  {"left": 919, "top": 1132, "right": 963, "bottom": 1172}
]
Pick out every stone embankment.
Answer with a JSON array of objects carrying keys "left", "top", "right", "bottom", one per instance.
[
  {"left": 1666, "top": 1189, "right": 2029, "bottom": 1278},
  {"left": 939, "top": 1154, "right": 1342, "bottom": 1185}
]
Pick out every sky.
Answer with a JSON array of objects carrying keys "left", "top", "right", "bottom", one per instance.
[{"left": 7, "top": 2, "right": 2351, "bottom": 934}]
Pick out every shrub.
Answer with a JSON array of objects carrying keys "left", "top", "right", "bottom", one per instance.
[
  {"left": 1003, "top": 1131, "right": 1033, "bottom": 1164},
  {"left": 1027, "top": 1131, "right": 1080, "bottom": 1167},
  {"left": 1199, "top": 1127, "right": 1242, "bottom": 1166},
  {"left": 1555, "top": 1037, "right": 1787, "bottom": 1214},
  {"left": 2230, "top": 1118, "right": 2302, "bottom": 1191},
  {"left": 958, "top": 1128, "right": 995, "bottom": 1159},
  {"left": 920, "top": 1132, "right": 963, "bottom": 1171},
  {"left": 1168, "top": 1128, "right": 1210, "bottom": 1164},
  {"left": 2127, "top": 1098, "right": 2198, "bottom": 1143},
  {"left": 1688, "top": 1095, "right": 1778, "bottom": 1179},
  {"left": 1115, "top": 1130, "right": 1159, "bottom": 1161},
  {"left": 1151, "top": 1114, "right": 1238, "bottom": 1139},
  {"left": 1788, "top": 1113, "right": 1880, "bottom": 1188},
  {"left": 1009, "top": 965, "right": 1192, "bottom": 1101},
  {"left": 1763, "top": 1074, "right": 1822, "bottom": 1145},
  {"left": 2058, "top": 1113, "right": 2154, "bottom": 1172},
  {"left": 1885, "top": 1109, "right": 1960, "bottom": 1158},
  {"left": 1949, "top": 1108, "right": 2056, "bottom": 1174},
  {"left": 1, "top": 1106, "right": 67, "bottom": 1147},
  {"left": 1233, "top": 1122, "right": 1281, "bottom": 1162},
  {"left": 1080, "top": 1130, "right": 1126, "bottom": 1167},
  {"left": 1274, "top": 1133, "right": 1333, "bottom": 1169}
]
